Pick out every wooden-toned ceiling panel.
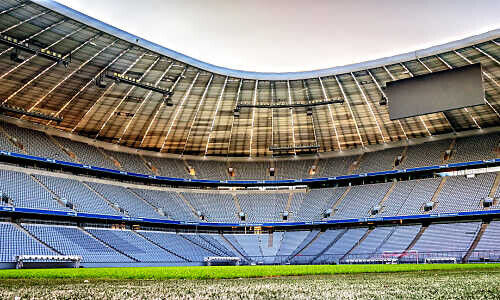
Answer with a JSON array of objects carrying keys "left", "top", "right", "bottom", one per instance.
[
  {"left": 72, "top": 50, "right": 149, "bottom": 137},
  {"left": 228, "top": 79, "right": 256, "bottom": 156},
  {"left": 119, "top": 59, "right": 178, "bottom": 148},
  {"left": 161, "top": 71, "right": 209, "bottom": 153},
  {"left": 250, "top": 81, "right": 272, "bottom": 156},
  {"left": 183, "top": 75, "right": 226, "bottom": 155},
  {"left": 140, "top": 65, "right": 194, "bottom": 150},
  {"left": 291, "top": 80, "right": 320, "bottom": 151},
  {"left": 0, "top": 0, "right": 498, "bottom": 157},
  {"left": 321, "top": 76, "right": 361, "bottom": 150},
  {"left": 302, "top": 78, "right": 339, "bottom": 151},
  {"left": 205, "top": 78, "right": 240, "bottom": 156},
  {"left": 270, "top": 81, "right": 294, "bottom": 155},
  {"left": 96, "top": 54, "right": 162, "bottom": 141}
]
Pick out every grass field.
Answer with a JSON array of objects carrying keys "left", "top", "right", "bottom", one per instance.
[
  {"left": 1, "top": 264, "right": 500, "bottom": 299},
  {"left": 0, "top": 263, "right": 499, "bottom": 279}
]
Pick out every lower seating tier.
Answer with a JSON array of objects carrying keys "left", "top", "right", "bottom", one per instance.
[{"left": 0, "top": 220, "right": 498, "bottom": 265}]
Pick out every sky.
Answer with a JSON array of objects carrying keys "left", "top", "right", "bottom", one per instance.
[{"left": 56, "top": 0, "right": 500, "bottom": 73}]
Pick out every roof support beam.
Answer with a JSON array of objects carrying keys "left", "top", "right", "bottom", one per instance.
[
  {"left": 334, "top": 75, "right": 365, "bottom": 147},
  {"left": 366, "top": 69, "right": 408, "bottom": 140},
  {"left": 204, "top": 76, "right": 228, "bottom": 156},
  {"left": 1, "top": 11, "right": 48, "bottom": 34},
  {"left": 402, "top": 61, "right": 455, "bottom": 133},
  {"left": 0, "top": 19, "right": 65, "bottom": 57},
  {"left": 384, "top": 66, "right": 432, "bottom": 136},
  {"left": 318, "top": 77, "right": 342, "bottom": 150},
  {"left": 270, "top": 82, "right": 275, "bottom": 151},
  {"left": 48, "top": 47, "right": 131, "bottom": 125},
  {"left": 431, "top": 55, "right": 481, "bottom": 129},
  {"left": 139, "top": 67, "right": 187, "bottom": 148},
  {"left": 452, "top": 50, "right": 499, "bottom": 87},
  {"left": 399, "top": 63, "right": 436, "bottom": 135},
  {"left": 226, "top": 78, "right": 243, "bottom": 155},
  {"left": 0, "top": 3, "right": 27, "bottom": 16},
  {"left": 0, "top": 25, "right": 83, "bottom": 81},
  {"left": 24, "top": 39, "right": 118, "bottom": 114},
  {"left": 160, "top": 71, "right": 200, "bottom": 152},
  {"left": 452, "top": 50, "right": 500, "bottom": 120},
  {"left": 351, "top": 72, "right": 386, "bottom": 143},
  {"left": 473, "top": 46, "right": 500, "bottom": 66},
  {"left": 95, "top": 55, "right": 160, "bottom": 138},
  {"left": 287, "top": 80, "right": 297, "bottom": 155},
  {"left": 2, "top": 33, "right": 100, "bottom": 105},
  {"left": 72, "top": 51, "right": 146, "bottom": 132},
  {"left": 181, "top": 74, "right": 214, "bottom": 155},
  {"left": 117, "top": 61, "right": 174, "bottom": 143},
  {"left": 302, "top": 80, "right": 319, "bottom": 150},
  {"left": 483, "top": 71, "right": 500, "bottom": 88},
  {"left": 248, "top": 80, "right": 258, "bottom": 156}
]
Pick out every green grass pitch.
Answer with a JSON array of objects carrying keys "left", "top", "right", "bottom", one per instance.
[
  {"left": 0, "top": 263, "right": 499, "bottom": 279},
  {"left": 2, "top": 264, "right": 500, "bottom": 299}
]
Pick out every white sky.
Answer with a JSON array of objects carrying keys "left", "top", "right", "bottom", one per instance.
[{"left": 56, "top": 0, "right": 500, "bottom": 73}]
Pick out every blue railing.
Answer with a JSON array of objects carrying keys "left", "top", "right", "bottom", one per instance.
[
  {"left": 1, "top": 149, "right": 498, "bottom": 186},
  {"left": 1, "top": 205, "right": 499, "bottom": 228}
]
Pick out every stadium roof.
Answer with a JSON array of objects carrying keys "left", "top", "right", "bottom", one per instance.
[{"left": 0, "top": 0, "right": 499, "bottom": 157}]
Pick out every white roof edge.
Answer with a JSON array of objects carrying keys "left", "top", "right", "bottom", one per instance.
[{"left": 31, "top": 0, "right": 500, "bottom": 80}]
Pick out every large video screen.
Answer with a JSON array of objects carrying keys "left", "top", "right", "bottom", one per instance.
[{"left": 387, "top": 63, "right": 484, "bottom": 120}]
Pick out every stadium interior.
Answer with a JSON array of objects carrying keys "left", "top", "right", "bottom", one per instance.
[{"left": 0, "top": 0, "right": 499, "bottom": 270}]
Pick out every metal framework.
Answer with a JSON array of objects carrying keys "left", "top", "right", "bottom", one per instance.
[{"left": 0, "top": 0, "right": 498, "bottom": 157}]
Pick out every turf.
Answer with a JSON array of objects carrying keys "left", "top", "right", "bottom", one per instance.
[
  {"left": 2, "top": 268, "right": 500, "bottom": 299},
  {"left": 0, "top": 263, "right": 500, "bottom": 280}
]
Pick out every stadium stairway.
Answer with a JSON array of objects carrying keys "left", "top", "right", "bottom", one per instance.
[
  {"left": 463, "top": 221, "right": 490, "bottom": 262},
  {"left": 429, "top": 177, "right": 447, "bottom": 211},
  {"left": 331, "top": 186, "right": 352, "bottom": 215},
  {"left": 287, "top": 230, "right": 323, "bottom": 263},
  {"left": 181, "top": 234, "right": 232, "bottom": 257},
  {"left": 199, "top": 235, "right": 235, "bottom": 257},
  {"left": 183, "top": 160, "right": 196, "bottom": 179},
  {"left": 310, "top": 229, "right": 348, "bottom": 264},
  {"left": 127, "top": 188, "right": 161, "bottom": 212},
  {"left": 286, "top": 193, "right": 294, "bottom": 212},
  {"left": 29, "top": 174, "right": 71, "bottom": 211},
  {"left": 177, "top": 192, "right": 200, "bottom": 219},
  {"left": 373, "top": 227, "right": 397, "bottom": 254},
  {"left": 81, "top": 228, "right": 139, "bottom": 262},
  {"left": 47, "top": 135, "right": 77, "bottom": 161},
  {"left": 376, "top": 180, "right": 398, "bottom": 215},
  {"left": 444, "top": 139, "right": 456, "bottom": 162},
  {"left": 404, "top": 224, "right": 429, "bottom": 252},
  {"left": 489, "top": 173, "right": 500, "bottom": 198},
  {"left": 81, "top": 182, "right": 124, "bottom": 215},
  {"left": 339, "top": 228, "right": 374, "bottom": 262},
  {"left": 135, "top": 232, "right": 190, "bottom": 262},
  {"left": 179, "top": 235, "right": 220, "bottom": 257},
  {"left": 15, "top": 223, "right": 62, "bottom": 255},
  {"left": 219, "top": 234, "right": 249, "bottom": 262},
  {"left": 232, "top": 194, "right": 243, "bottom": 215},
  {"left": 0, "top": 125, "right": 25, "bottom": 153},
  {"left": 138, "top": 155, "right": 155, "bottom": 174},
  {"left": 348, "top": 154, "right": 364, "bottom": 174},
  {"left": 98, "top": 149, "right": 122, "bottom": 170}
]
